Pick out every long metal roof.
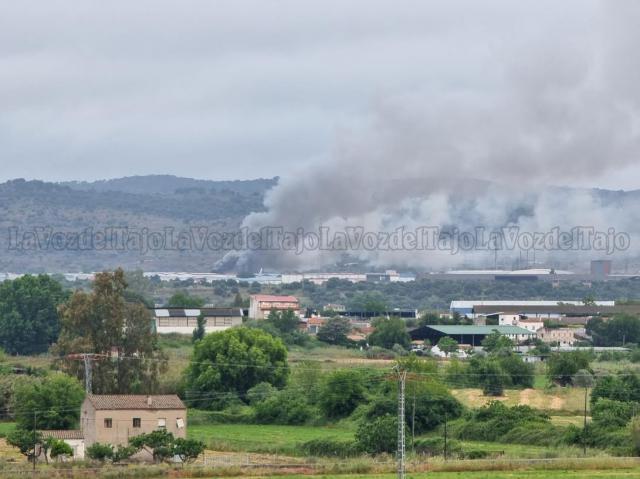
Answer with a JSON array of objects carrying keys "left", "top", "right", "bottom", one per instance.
[{"left": 426, "top": 325, "right": 535, "bottom": 335}]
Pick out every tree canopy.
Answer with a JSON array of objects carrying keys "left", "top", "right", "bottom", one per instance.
[
  {"left": 368, "top": 317, "right": 410, "bottom": 349},
  {"left": 53, "top": 269, "right": 167, "bottom": 394},
  {"left": 317, "top": 317, "right": 351, "bottom": 345},
  {"left": 166, "top": 291, "right": 205, "bottom": 308},
  {"left": 185, "top": 327, "right": 289, "bottom": 408},
  {"left": 12, "top": 373, "right": 85, "bottom": 430},
  {"left": 0, "top": 274, "right": 68, "bottom": 354}
]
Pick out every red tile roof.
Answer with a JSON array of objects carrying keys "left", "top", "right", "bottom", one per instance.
[
  {"left": 85, "top": 395, "right": 185, "bottom": 410},
  {"left": 40, "top": 430, "right": 83, "bottom": 440}
]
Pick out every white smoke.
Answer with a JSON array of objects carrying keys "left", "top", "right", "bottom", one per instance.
[{"left": 221, "top": 1, "right": 640, "bottom": 272}]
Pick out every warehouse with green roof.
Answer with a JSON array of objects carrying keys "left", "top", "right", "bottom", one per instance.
[{"left": 409, "top": 325, "right": 535, "bottom": 346}]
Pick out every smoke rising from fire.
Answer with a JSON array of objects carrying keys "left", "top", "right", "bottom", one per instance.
[{"left": 221, "top": 1, "right": 640, "bottom": 272}]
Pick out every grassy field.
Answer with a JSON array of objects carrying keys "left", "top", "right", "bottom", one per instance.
[
  {"left": 237, "top": 471, "right": 640, "bottom": 479},
  {"left": 451, "top": 387, "right": 586, "bottom": 413},
  {"left": 189, "top": 423, "right": 355, "bottom": 454},
  {"left": 0, "top": 422, "right": 15, "bottom": 436}
]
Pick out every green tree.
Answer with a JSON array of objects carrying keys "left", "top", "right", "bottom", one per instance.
[
  {"left": 185, "top": 327, "right": 288, "bottom": 408},
  {"left": 355, "top": 414, "right": 397, "bottom": 454},
  {"left": 86, "top": 443, "right": 114, "bottom": 462},
  {"left": 173, "top": 438, "right": 206, "bottom": 464},
  {"left": 166, "top": 291, "right": 205, "bottom": 308},
  {"left": 129, "top": 429, "right": 175, "bottom": 463},
  {"left": 192, "top": 313, "right": 206, "bottom": 343},
  {"left": 631, "top": 416, "right": 640, "bottom": 455},
  {"left": 497, "top": 354, "right": 535, "bottom": 388},
  {"left": 233, "top": 293, "right": 245, "bottom": 307},
  {"left": 12, "top": 373, "right": 85, "bottom": 430},
  {"left": 54, "top": 270, "right": 167, "bottom": 394},
  {"left": 48, "top": 438, "right": 73, "bottom": 462},
  {"left": 266, "top": 309, "right": 299, "bottom": 334},
  {"left": 546, "top": 351, "right": 591, "bottom": 386},
  {"left": 318, "top": 369, "right": 367, "bottom": 419},
  {"left": 588, "top": 314, "right": 640, "bottom": 346},
  {"left": 112, "top": 445, "right": 138, "bottom": 463},
  {"left": 481, "top": 331, "right": 514, "bottom": 354},
  {"left": 419, "top": 312, "right": 441, "bottom": 325},
  {"left": 469, "top": 358, "right": 507, "bottom": 396},
  {"left": 7, "top": 429, "right": 41, "bottom": 462},
  {"left": 437, "top": 336, "right": 459, "bottom": 357},
  {"left": 368, "top": 317, "right": 410, "bottom": 349},
  {"left": 0, "top": 274, "right": 68, "bottom": 354},
  {"left": 317, "top": 317, "right": 351, "bottom": 345},
  {"left": 591, "top": 372, "right": 640, "bottom": 405},
  {"left": 348, "top": 292, "right": 387, "bottom": 313}
]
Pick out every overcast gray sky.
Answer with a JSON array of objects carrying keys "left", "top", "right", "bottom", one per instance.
[{"left": 1, "top": 0, "right": 639, "bottom": 189}]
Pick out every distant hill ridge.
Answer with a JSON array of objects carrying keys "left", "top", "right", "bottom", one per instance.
[
  {"left": 60, "top": 174, "right": 278, "bottom": 196},
  {"left": 0, "top": 176, "right": 278, "bottom": 272}
]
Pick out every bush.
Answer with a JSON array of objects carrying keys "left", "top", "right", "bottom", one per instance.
[
  {"left": 591, "top": 399, "right": 637, "bottom": 429},
  {"left": 355, "top": 414, "right": 397, "bottom": 454},
  {"left": 299, "top": 437, "right": 360, "bottom": 457},
  {"left": 319, "top": 369, "right": 367, "bottom": 419},
  {"left": 546, "top": 351, "right": 591, "bottom": 386},
  {"left": 86, "top": 443, "right": 113, "bottom": 462},
  {"left": 254, "top": 389, "right": 317, "bottom": 425},
  {"left": 368, "top": 317, "right": 410, "bottom": 350},
  {"left": 468, "top": 358, "right": 508, "bottom": 396},
  {"left": 364, "top": 382, "right": 463, "bottom": 434},
  {"left": 48, "top": 438, "right": 73, "bottom": 461},
  {"left": 497, "top": 354, "right": 535, "bottom": 388},
  {"left": 591, "top": 372, "right": 640, "bottom": 405},
  {"left": 451, "top": 401, "right": 563, "bottom": 446},
  {"left": 246, "top": 382, "right": 277, "bottom": 405}
]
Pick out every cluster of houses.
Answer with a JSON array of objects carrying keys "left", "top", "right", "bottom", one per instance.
[{"left": 149, "top": 296, "right": 631, "bottom": 350}]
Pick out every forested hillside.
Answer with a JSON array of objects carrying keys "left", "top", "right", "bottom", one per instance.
[{"left": 0, "top": 176, "right": 277, "bottom": 272}]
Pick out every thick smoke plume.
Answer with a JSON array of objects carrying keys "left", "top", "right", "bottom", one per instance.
[{"left": 222, "top": 1, "right": 640, "bottom": 272}]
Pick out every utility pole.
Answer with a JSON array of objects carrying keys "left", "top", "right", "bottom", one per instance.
[
  {"left": 83, "top": 354, "right": 92, "bottom": 394},
  {"left": 583, "top": 385, "right": 588, "bottom": 456},
  {"left": 411, "top": 388, "right": 416, "bottom": 454},
  {"left": 396, "top": 367, "right": 407, "bottom": 479},
  {"left": 67, "top": 353, "right": 107, "bottom": 394},
  {"left": 32, "top": 411, "right": 37, "bottom": 472},
  {"left": 444, "top": 413, "right": 448, "bottom": 461}
]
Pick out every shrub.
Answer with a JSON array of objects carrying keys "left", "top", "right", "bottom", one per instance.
[
  {"left": 355, "top": 414, "right": 397, "bottom": 454},
  {"left": 365, "top": 381, "right": 463, "bottom": 434},
  {"left": 546, "top": 351, "right": 591, "bottom": 386},
  {"left": 246, "top": 382, "right": 277, "bottom": 405},
  {"left": 497, "top": 354, "right": 535, "bottom": 388},
  {"left": 592, "top": 398, "right": 637, "bottom": 429},
  {"left": 254, "top": 389, "right": 316, "bottom": 425},
  {"left": 451, "top": 401, "right": 563, "bottom": 446},
  {"left": 299, "top": 438, "right": 360, "bottom": 457},
  {"left": 173, "top": 438, "right": 206, "bottom": 463},
  {"left": 368, "top": 317, "right": 410, "bottom": 349},
  {"left": 86, "top": 443, "right": 113, "bottom": 462},
  {"left": 319, "top": 369, "right": 367, "bottom": 419},
  {"left": 468, "top": 358, "right": 508, "bottom": 396},
  {"left": 47, "top": 438, "right": 73, "bottom": 461}
]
